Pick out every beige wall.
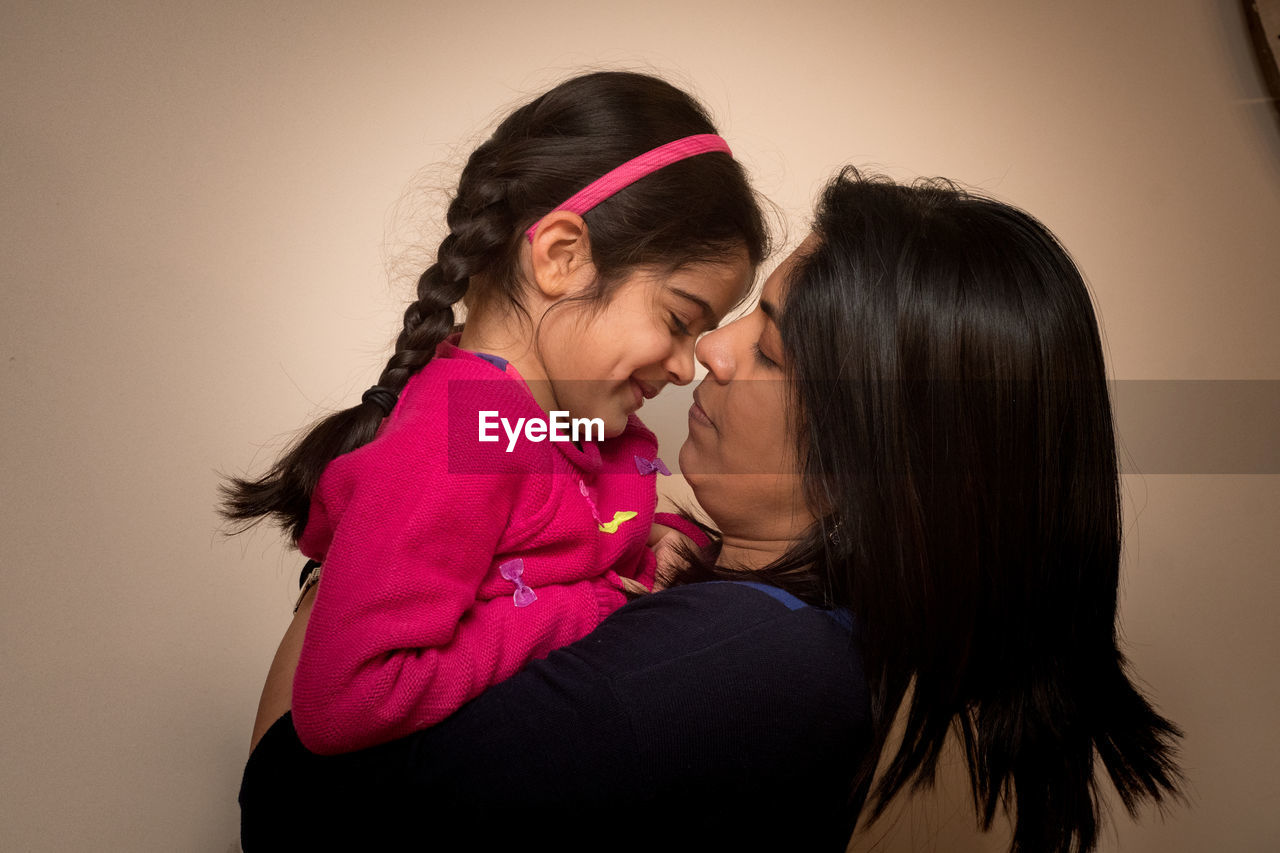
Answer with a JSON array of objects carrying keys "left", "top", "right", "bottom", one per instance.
[{"left": 2, "top": 1, "right": 1277, "bottom": 850}]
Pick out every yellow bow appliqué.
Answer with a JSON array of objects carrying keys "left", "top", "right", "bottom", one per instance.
[{"left": 597, "top": 511, "right": 638, "bottom": 534}]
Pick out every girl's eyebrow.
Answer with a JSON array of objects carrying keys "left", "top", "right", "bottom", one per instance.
[
  {"left": 670, "top": 287, "right": 714, "bottom": 323},
  {"left": 758, "top": 299, "right": 779, "bottom": 324}
]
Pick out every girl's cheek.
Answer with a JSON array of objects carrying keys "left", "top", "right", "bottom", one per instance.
[{"left": 645, "top": 334, "right": 673, "bottom": 364}]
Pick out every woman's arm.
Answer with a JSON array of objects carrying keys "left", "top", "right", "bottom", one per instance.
[
  {"left": 241, "top": 582, "right": 871, "bottom": 850},
  {"left": 251, "top": 509, "right": 693, "bottom": 749},
  {"left": 256, "top": 568, "right": 621, "bottom": 754},
  {"left": 249, "top": 583, "right": 314, "bottom": 752}
]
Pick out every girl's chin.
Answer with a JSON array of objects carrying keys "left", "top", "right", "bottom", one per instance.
[
  {"left": 570, "top": 406, "right": 628, "bottom": 441},
  {"left": 600, "top": 414, "right": 629, "bottom": 439}
]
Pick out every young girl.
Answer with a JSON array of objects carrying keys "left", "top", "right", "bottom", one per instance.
[{"left": 223, "top": 71, "right": 768, "bottom": 755}]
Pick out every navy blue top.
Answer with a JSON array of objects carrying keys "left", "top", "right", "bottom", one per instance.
[{"left": 240, "top": 580, "right": 872, "bottom": 851}]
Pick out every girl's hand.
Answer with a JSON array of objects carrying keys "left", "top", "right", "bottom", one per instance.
[
  {"left": 648, "top": 525, "right": 695, "bottom": 590},
  {"left": 617, "top": 576, "right": 651, "bottom": 596},
  {"left": 647, "top": 523, "right": 675, "bottom": 547}
]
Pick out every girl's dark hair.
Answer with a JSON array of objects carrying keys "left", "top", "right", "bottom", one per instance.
[
  {"left": 221, "top": 71, "right": 768, "bottom": 540},
  {"left": 673, "top": 168, "right": 1182, "bottom": 852}
]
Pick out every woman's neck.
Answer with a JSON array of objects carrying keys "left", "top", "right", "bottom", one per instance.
[
  {"left": 700, "top": 491, "right": 815, "bottom": 571},
  {"left": 716, "top": 534, "right": 794, "bottom": 571}
]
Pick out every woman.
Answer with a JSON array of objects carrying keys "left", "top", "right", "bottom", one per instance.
[{"left": 240, "top": 169, "right": 1182, "bottom": 852}]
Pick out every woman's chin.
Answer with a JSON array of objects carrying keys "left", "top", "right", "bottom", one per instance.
[{"left": 678, "top": 439, "right": 709, "bottom": 483}]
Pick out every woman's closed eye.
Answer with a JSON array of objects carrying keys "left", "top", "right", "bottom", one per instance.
[{"left": 753, "top": 342, "right": 779, "bottom": 368}]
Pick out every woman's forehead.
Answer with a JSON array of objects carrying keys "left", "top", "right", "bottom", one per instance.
[{"left": 761, "top": 239, "right": 814, "bottom": 305}]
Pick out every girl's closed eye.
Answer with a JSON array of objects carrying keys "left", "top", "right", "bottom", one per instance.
[{"left": 669, "top": 313, "right": 694, "bottom": 337}]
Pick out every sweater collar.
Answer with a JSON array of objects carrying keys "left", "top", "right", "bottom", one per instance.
[{"left": 438, "top": 334, "right": 604, "bottom": 474}]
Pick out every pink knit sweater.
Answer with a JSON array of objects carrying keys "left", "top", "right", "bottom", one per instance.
[{"left": 292, "top": 339, "right": 662, "bottom": 754}]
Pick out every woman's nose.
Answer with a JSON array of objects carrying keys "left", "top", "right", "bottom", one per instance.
[{"left": 695, "top": 325, "right": 735, "bottom": 382}]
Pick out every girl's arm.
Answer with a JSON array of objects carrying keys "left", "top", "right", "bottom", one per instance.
[
  {"left": 290, "top": 394, "right": 622, "bottom": 755},
  {"left": 250, "top": 567, "right": 615, "bottom": 753},
  {"left": 294, "top": 557, "right": 618, "bottom": 755},
  {"left": 648, "top": 511, "right": 712, "bottom": 588},
  {"left": 650, "top": 511, "right": 711, "bottom": 548}
]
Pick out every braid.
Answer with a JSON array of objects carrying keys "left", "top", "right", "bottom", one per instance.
[
  {"left": 373, "top": 258, "right": 463, "bottom": 395},
  {"left": 375, "top": 142, "right": 521, "bottom": 391},
  {"left": 219, "top": 145, "right": 516, "bottom": 541}
]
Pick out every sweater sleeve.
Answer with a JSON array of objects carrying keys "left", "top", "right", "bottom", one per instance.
[
  {"left": 653, "top": 510, "right": 713, "bottom": 549},
  {"left": 291, "top": 384, "right": 621, "bottom": 755}
]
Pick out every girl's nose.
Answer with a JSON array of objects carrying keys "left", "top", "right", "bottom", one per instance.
[
  {"left": 665, "top": 339, "right": 697, "bottom": 386},
  {"left": 695, "top": 324, "right": 735, "bottom": 383}
]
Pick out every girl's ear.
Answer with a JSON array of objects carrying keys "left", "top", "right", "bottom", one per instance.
[{"left": 526, "top": 210, "right": 594, "bottom": 300}]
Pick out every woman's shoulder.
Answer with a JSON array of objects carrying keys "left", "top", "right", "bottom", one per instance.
[
  {"left": 613, "top": 579, "right": 855, "bottom": 640},
  {"left": 576, "top": 580, "right": 868, "bottom": 720},
  {"left": 626, "top": 579, "right": 857, "bottom": 661},
  {"left": 559, "top": 580, "right": 871, "bottom": 845}
]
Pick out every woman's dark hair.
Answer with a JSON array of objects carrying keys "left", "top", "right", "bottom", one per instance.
[
  {"left": 221, "top": 71, "right": 768, "bottom": 540},
  {"left": 674, "top": 168, "right": 1182, "bottom": 852}
]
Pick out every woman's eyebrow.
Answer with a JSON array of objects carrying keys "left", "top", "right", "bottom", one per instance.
[
  {"left": 670, "top": 287, "right": 715, "bottom": 323},
  {"left": 759, "top": 299, "right": 778, "bottom": 325}
]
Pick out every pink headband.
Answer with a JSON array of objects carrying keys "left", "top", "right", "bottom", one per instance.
[{"left": 524, "top": 133, "right": 732, "bottom": 243}]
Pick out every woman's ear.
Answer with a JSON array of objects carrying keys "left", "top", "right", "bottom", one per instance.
[{"left": 526, "top": 211, "right": 594, "bottom": 300}]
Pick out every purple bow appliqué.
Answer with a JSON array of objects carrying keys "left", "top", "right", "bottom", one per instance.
[
  {"left": 498, "top": 558, "right": 537, "bottom": 608},
  {"left": 634, "top": 455, "right": 671, "bottom": 476}
]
